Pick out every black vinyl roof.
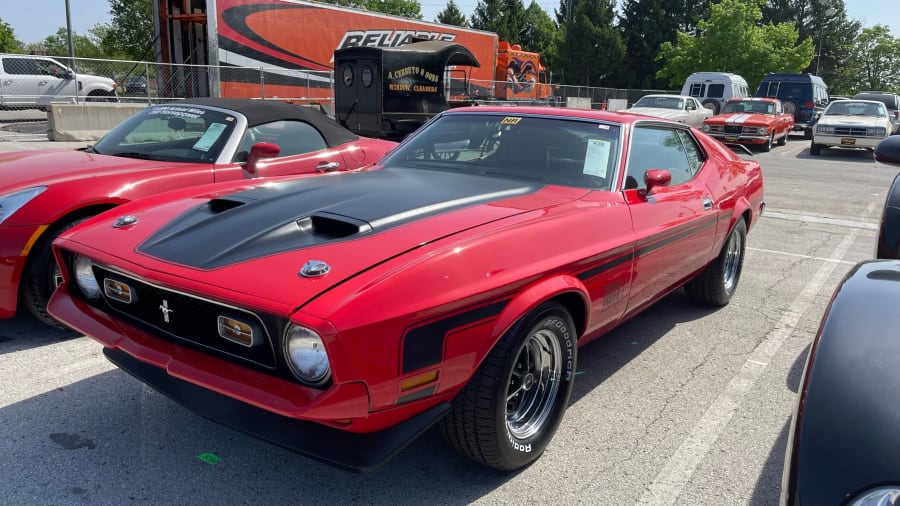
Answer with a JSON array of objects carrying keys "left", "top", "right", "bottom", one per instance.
[{"left": 176, "top": 98, "right": 359, "bottom": 147}]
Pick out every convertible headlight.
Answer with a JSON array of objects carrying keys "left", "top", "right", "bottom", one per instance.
[
  {"left": 283, "top": 325, "right": 331, "bottom": 386},
  {"left": 848, "top": 486, "right": 900, "bottom": 506},
  {"left": 817, "top": 125, "right": 835, "bottom": 134},
  {"left": 0, "top": 186, "right": 47, "bottom": 225},
  {"left": 73, "top": 255, "right": 100, "bottom": 300},
  {"left": 867, "top": 127, "right": 886, "bottom": 136}
]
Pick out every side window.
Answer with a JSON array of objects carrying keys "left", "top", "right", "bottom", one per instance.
[
  {"left": 625, "top": 126, "right": 693, "bottom": 189},
  {"left": 707, "top": 84, "right": 725, "bottom": 99},
  {"left": 236, "top": 120, "right": 327, "bottom": 161},
  {"left": 688, "top": 83, "right": 706, "bottom": 98},
  {"left": 675, "top": 130, "right": 704, "bottom": 177},
  {"left": 4, "top": 58, "right": 40, "bottom": 75}
]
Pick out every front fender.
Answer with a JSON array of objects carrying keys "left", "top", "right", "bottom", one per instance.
[
  {"left": 491, "top": 274, "right": 590, "bottom": 344},
  {"left": 783, "top": 260, "right": 900, "bottom": 505}
]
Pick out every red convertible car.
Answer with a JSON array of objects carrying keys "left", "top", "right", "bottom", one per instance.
[
  {"left": 48, "top": 106, "right": 764, "bottom": 472},
  {"left": 701, "top": 97, "right": 794, "bottom": 152},
  {"left": 0, "top": 98, "right": 396, "bottom": 328}
]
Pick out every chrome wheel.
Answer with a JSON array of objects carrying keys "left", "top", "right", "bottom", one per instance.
[
  {"left": 506, "top": 328, "right": 562, "bottom": 439},
  {"left": 723, "top": 225, "right": 744, "bottom": 294}
]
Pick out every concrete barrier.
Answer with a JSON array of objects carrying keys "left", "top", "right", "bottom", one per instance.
[{"left": 47, "top": 103, "right": 147, "bottom": 141}]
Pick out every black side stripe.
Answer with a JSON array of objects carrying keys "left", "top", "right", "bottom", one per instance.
[
  {"left": 402, "top": 300, "right": 509, "bottom": 374},
  {"left": 577, "top": 214, "right": 719, "bottom": 282}
]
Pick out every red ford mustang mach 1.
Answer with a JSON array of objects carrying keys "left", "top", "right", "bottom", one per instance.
[
  {"left": 48, "top": 106, "right": 765, "bottom": 472},
  {"left": 0, "top": 98, "right": 396, "bottom": 328}
]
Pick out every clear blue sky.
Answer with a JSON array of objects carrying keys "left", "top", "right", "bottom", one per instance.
[{"left": 1, "top": 0, "right": 897, "bottom": 45}]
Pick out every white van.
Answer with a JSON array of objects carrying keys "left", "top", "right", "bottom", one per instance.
[
  {"left": 680, "top": 72, "right": 750, "bottom": 115},
  {"left": 0, "top": 54, "right": 117, "bottom": 110}
]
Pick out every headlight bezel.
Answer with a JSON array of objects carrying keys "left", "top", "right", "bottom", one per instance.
[
  {"left": 817, "top": 125, "right": 835, "bottom": 134},
  {"left": 0, "top": 186, "right": 47, "bottom": 225},
  {"left": 73, "top": 254, "right": 101, "bottom": 300},
  {"left": 283, "top": 324, "right": 332, "bottom": 387},
  {"left": 848, "top": 486, "right": 900, "bottom": 506}
]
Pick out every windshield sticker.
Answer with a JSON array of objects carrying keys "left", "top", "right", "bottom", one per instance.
[
  {"left": 584, "top": 139, "right": 611, "bottom": 178},
  {"left": 500, "top": 117, "right": 522, "bottom": 125},
  {"left": 148, "top": 106, "right": 207, "bottom": 119},
  {"left": 192, "top": 123, "right": 227, "bottom": 152}
]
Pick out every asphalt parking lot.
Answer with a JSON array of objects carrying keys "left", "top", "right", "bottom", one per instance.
[{"left": 0, "top": 125, "right": 895, "bottom": 505}]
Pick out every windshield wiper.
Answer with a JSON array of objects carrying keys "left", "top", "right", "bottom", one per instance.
[{"left": 112, "top": 151, "right": 167, "bottom": 161}]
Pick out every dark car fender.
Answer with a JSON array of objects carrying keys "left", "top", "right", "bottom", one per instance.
[
  {"left": 877, "top": 171, "right": 900, "bottom": 259},
  {"left": 782, "top": 260, "right": 900, "bottom": 505}
]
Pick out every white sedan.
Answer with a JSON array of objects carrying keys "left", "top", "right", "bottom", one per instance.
[
  {"left": 626, "top": 94, "right": 714, "bottom": 128},
  {"left": 811, "top": 99, "right": 893, "bottom": 155}
]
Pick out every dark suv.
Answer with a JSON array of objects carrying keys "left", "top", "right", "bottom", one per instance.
[
  {"left": 755, "top": 73, "right": 829, "bottom": 139},
  {"left": 853, "top": 92, "right": 900, "bottom": 135}
]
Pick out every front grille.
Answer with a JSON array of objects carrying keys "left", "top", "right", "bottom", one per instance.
[
  {"left": 834, "top": 126, "right": 870, "bottom": 137},
  {"left": 724, "top": 125, "right": 743, "bottom": 134},
  {"left": 92, "top": 265, "right": 279, "bottom": 369}
]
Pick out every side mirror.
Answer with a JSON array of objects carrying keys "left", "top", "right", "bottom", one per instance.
[
  {"left": 644, "top": 169, "right": 671, "bottom": 194},
  {"left": 244, "top": 142, "right": 280, "bottom": 177},
  {"left": 875, "top": 136, "right": 900, "bottom": 167}
]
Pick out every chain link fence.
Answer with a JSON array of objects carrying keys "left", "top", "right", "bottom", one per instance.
[{"left": 1, "top": 54, "right": 675, "bottom": 121}]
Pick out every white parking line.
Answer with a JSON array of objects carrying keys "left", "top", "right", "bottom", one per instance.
[
  {"left": 636, "top": 201, "right": 874, "bottom": 505},
  {"left": 747, "top": 247, "right": 858, "bottom": 265},
  {"left": 763, "top": 209, "right": 878, "bottom": 230}
]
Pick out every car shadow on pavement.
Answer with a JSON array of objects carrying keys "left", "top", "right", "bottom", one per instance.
[{"left": 0, "top": 312, "right": 81, "bottom": 354}]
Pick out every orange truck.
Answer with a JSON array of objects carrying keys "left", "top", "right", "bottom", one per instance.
[{"left": 152, "top": 0, "right": 554, "bottom": 105}]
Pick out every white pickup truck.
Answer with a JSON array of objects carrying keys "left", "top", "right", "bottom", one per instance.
[{"left": 0, "top": 54, "right": 117, "bottom": 110}]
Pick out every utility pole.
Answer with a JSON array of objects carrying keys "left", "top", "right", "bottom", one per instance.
[{"left": 64, "top": 0, "right": 75, "bottom": 69}]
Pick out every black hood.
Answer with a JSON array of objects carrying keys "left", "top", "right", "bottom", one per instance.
[{"left": 138, "top": 168, "right": 542, "bottom": 269}]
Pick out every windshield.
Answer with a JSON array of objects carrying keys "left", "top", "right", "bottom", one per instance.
[
  {"left": 824, "top": 101, "right": 886, "bottom": 117},
  {"left": 380, "top": 113, "right": 621, "bottom": 190},
  {"left": 633, "top": 96, "right": 684, "bottom": 110},
  {"left": 723, "top": 101, "right": 773, "bottom": 114},
  {"left": 93, "top": 104, "right": 238, "bottom": 163}
]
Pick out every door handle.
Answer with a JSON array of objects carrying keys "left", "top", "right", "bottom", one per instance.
[
  {"left": 39, "top": 80, "right": 49, "bottom": 86},
  {"left": 315, "top": 161, "right": 341, "bottom": 172},
  {"left": 702, "top": 197, "right": 713, "bottom": 211}
]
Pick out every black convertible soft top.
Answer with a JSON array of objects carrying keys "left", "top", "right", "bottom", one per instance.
[{"left": 177, "top": 98, "right": 359, "bottom": 147}]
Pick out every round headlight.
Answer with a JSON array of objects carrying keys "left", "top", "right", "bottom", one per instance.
[
  {"left": 848, "top": 487, "right": 900, "bottom": 506},
  {"left": 283, "top": 325, "right": 331, "bottom": 386},
  {"left": 73, "top": 255, "right": 100, "bottom": 300},
  {"left": 701, "top": 124, "right": 710, "bottom": 132}
]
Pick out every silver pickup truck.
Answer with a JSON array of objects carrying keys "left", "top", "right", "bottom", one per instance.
[{"left": 0, "top": 54, "right": 117, "bottom": 110}]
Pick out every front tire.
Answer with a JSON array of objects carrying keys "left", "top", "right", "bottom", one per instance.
[
  {"left": 760, "top": 133, "right": 773, "bottom": 152},
  {"left": 777, "top": 131, "right": 788, "bottom": 146},
  {"left": 810, "top": 142, "right": 823, "bottom": 156},
  {"left": 440, "top": 301, "right": 577, "bottom": 470},
  {"left": 684, "top": 219, "right": 747, "bottom": 306},
  {"left": 21, "top": 217, "right": 92, "bottom": 329}
]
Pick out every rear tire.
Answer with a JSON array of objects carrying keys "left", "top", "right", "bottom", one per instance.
[
  {"left": 21, "top": 216, "right": 92, "bottom": 329},
  {"left": 684, "top": 219, "right": 746, "bottom": 306},
  {"left": 440, "top": 301, "right": 577, "bottom": 470}
]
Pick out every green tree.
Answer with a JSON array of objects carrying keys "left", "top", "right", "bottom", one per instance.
[
  {"left": 0, "top": 17, "right": 23, "bottom": 53},
  {"left": 40, "top": 27, "right": 106, "bottom": 59},
  {"left": 656, "top": 0, "right": 814, "bottom": 90},
  {"left": 760, "top": 0, "right": 860, "bottom": 93},
  {"left": 323, "top": 0, "right": 423, "bottom": 18},
  {"left": 100, "top": 0, "right": 154, "bottom": 60},
  {"left": 520, "top": 1, "right": 560, "bottom": 68},
  {"left": 555, "top": 0, "right": 625, "bottom": 87},
  {"left": 435, "top": 0, "right": 468, "bottom": 26},
  {"left": 361, "top": 0, "right": 423, "bottom": 19},
  {"left": 845, "top": 25, "right": 900, "bottom": 93},
  {"left": 471, "top": 0, "right": 527, "bottom": 44}
]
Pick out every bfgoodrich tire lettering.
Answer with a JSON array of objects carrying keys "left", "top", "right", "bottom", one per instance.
[
  {"left": 440, "top": 301, "right": 577, "bottom": 470},
  {"left": 684, "top": 219, "right": 747, "bottom": 306}
]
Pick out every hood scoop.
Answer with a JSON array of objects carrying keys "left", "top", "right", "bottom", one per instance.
[{"left": 137, "top": 168, "right": 539, "bottom": 269}]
